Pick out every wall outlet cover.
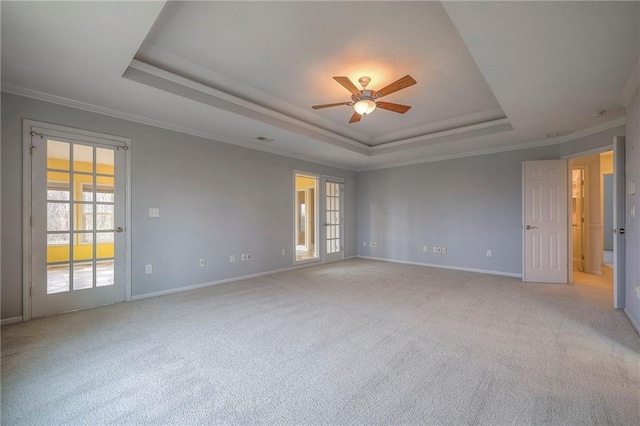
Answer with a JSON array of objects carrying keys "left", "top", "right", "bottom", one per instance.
[
  {"left": 149, "top": 208, "right": 160, "bottom": 218},
  {"left": 145, "top": 264, "right": 152, "bottom": 274},
  {"left": 442, "top": 247, "right": 447, "bottom": 254}
]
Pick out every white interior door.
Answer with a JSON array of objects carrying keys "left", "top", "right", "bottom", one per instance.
[
  {"left": 523, "top": 160, "right": 569, "bottom": 283},
  {"left": 613, "top": 136, "right": 626, "bottom": 308},
  {"left": 323, "top": 179, "right": 344, "bottom": 263},
  {"left": 31, "top": 133, "right": 127, "bottom": 317}
]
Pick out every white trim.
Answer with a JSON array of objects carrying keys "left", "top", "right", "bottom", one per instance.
[
  {"left": 620, "top": 56, "right": 640, "bottom": 107},
  {"left": 2, "top": 83, "right": 355, "bottom": 172},
  {"left": 1, "top": 317, "right": 23, "bottom": 326},
  {"left": 624, "top": 308, "right": 640, "bottom": 337},
  {"left": 357, "top": 117, "right": 626, "bottom": 172},
  {"left": 356, "top": 255, "right": 522, "bottom": 278},
  {"left": 131, "top": 262, "right": 319, "bottom": 301},
  {"left": 21, "top": 119, "right": 132, "bottom": 320}
]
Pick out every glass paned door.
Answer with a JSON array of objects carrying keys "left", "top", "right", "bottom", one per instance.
[
  {"left": 324, "top": 179, "right": 343, "bottom": 263},
  {"left": 31, "top": 133, "right": 126, "bottom": 317}
]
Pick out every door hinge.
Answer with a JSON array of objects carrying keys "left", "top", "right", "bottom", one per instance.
[
  {"left": 581, "top": 255, "right": 585, "bottom": 260},
  {"left": 30, "top": 216, "right": 32, "bottom": 227},
  {"left": 29, "top": 287, "right": 32, "bottom": 297},
  {"left": 581, "top": 217, "right": 584, "bottom": 223}
]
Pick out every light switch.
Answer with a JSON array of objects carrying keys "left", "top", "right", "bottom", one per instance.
[{"left": 149, "top": 208, "right": 160, "bottom": 218}]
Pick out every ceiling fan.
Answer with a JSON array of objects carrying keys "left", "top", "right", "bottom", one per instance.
[{"left": 312, "top": 75, "right": 417, "bottom": 123}]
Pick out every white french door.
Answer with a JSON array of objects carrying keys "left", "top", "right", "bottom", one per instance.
[
  {"left": 30, "top": 129, "right": 127, "bottom": 317},
  {"left": 323, "top": 178, "right": 344, "bottom": 264},
  {"left": 522, "top": 160, "right": 569, "bottom": 283}
]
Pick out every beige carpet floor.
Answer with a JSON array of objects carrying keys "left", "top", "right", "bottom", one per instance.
[{"left": 2, "top": 259, "right": 640, "bottom": 425}]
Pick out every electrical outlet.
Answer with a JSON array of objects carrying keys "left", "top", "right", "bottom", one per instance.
[
  {"left": 145, "top": 264, "right": 152, "bottom": 274},
  {"left": 423, "top": 245, "right": 428, "bottom": 252},
  {"left": 282, "top": 249, "right": 286, "bottom": 256},
  {"left": 229, "top": 255, "right": 235, "bottom": 263},
  {"left": 246, "top": 253, "right": 251, "bottom": 261},
  {"left": 442, "top": 247, "right": 447, "bottom": 254},
  {"left": 432, "top": 247, "right": 437, "bottom": 253},
  {"left": 148, "top": 208, "right": 160, "bottom": 218},
  {"left": 635, "top": 285, "right": 640, "bottom": 299},
  {"left": 241, "top": 254, "right": 246, "bottom": 262},
  {"left": 199, "top": 259, "right": 206, "bottom": 267},
  {"left": 487, "top": 250, "right": 492, "bottom": 258}
]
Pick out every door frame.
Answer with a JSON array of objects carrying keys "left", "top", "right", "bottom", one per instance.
[
  {"left": 571, "top": 164, "right": 590, "bottom": 274},
  {"left": 22, "top": 119, "right": 132, "bottom": 321},
  {"left": 321, "top": 176, "right": 345, "bottom": 264},
  {"left": 293, "top": 170, "right": 320, "bottom": 265},
  {"left": 562, "top": 144, "right": 615, "bottom": 282}
]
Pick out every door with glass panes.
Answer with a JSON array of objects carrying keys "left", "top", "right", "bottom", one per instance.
[
  {"left": 323, "top": 179, "right": 344, "bottom": 263},
  {"left": 31, "top": 133, "right": 126, "bottom": 317}
]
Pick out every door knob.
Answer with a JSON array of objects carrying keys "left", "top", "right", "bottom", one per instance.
[
  {"left": 525, "top": 225, "right": 538, "bottom": 230},
  {"left": 115, "top": 226, "right": 124, "bottom": 233},
  {"left": 619, "top": 228, "right": 625, "bottom": 235}
]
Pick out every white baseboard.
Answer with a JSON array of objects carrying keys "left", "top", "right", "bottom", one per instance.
[
  {"left": 1, "top": 316, "right": 23, "bottom": 326},
  {"left": 624, "top": 308, "right": 640, "bottom": 337},
  {"left": 344, "top": 255, "right": 357, "bottom": 260},
  {"left": 131, "top": 262, "right": 319, "bottom": 301},
  {"left": 356, "top": 255, "right": 522, "bottom": 278}
]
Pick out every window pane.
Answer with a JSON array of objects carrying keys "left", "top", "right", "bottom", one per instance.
[
  {"left": 47, "top": 140, "right": 70, "bottom": 170},
  {"left": 73, "top": 240, "right": 93, "bottom": 261},
  {"left": 47, "top": 264, "right": 69, "bottom": 294},
  {"left": 75, "top": 204, "right": 92, "bottom": 231},
  {"left": 73, "top": 144, "right": 93, "bottom": 173},
  {"left": 47, "top": 172, "right": 70, "bottom": 200},
  {"left": 47, "top": 202, "right": 70, "bottom": 232},
  {"left": 96, "top": 206, "right": 114, "bottom": 230},
  {"left": 47, "top": 240, "right": 69, "bottom": 263},
  {"left": 47, "top": 233, "right": 70, "bottom": 245},
  {"left": 96, "top": 232, "right": 114, "bottom": 246},
  {"left": 96, "top": 148, "right": 114, "bottom": 175},
  {"left": 73, "top": 262, "right": 94, "bottom": 290},
  {"left": 96, "top": 260, "right": 114, "bottom": 287}
]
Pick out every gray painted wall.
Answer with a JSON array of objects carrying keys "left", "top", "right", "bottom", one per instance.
[
  {"left": 1, "top": 93, "right": 357, "bottom": 319},
  {"left": 625, "top": 86, "right": 640, "bottom": 330},
  {"left": 357, "top": 126, "right": 625, "bottom": 276}
]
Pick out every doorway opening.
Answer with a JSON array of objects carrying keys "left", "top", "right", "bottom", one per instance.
[
  {"left": 294, "top": 173, "right": 318, "bottom": 263},
  {"left": 570, "top": 151, "right": 614, "bottom": 291}
]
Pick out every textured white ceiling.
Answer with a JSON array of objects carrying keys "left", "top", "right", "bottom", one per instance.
[{"left": 1, "top": 1, "right": 638, "bottom": 171}]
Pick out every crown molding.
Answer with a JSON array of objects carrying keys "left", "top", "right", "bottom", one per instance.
[
  {"left": 1, "top": 82, "right": 356, "bottom": 171},
  {"left": 357, "top": 116, "right": 626, "bottom": 172},
  {"left": 620, "top": 56, "right": 640, "bottom": 107},
  {"left": 2, "top": 82, "right": 626, "bottom": 174}
]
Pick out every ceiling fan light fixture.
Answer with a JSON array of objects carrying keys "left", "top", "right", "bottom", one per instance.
[{"left": 353, "top": 99, "right": 377, "bottom": 116}]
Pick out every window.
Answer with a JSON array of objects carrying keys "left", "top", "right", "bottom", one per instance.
[
  {"left": 47, "top": 183, "right": 71, "bottom": 245},
  {"left": 81, "top": 184, "right": 114, "bottom": 243}
]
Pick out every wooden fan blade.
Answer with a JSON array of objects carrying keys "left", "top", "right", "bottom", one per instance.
[
  {"left": 349, "top": 111, "right": 362, "bottom": 123},
  {"left": 334, "top": 76, "right": 360, "bottom": 95},
  {"left": 377, "top": 75, "right": 417, "bottom": 98},
  {"left": 312, "top": 102, "right": 351, "bottom": 110},
  {"left": 376, "top": 101, "right": 412, "bottom": 114}
]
